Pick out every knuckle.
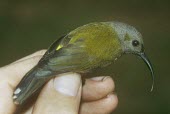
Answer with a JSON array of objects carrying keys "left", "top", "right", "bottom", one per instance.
[
  {"left": 104, "top": 94, "right": 118, "bottom": 113},
  {"left": 33, "top": 49, "right": 47, "bottom": 56}
]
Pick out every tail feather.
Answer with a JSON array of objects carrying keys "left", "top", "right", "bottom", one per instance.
[{"left": 13, "top": 67, "right": 52, "bottom": 105}]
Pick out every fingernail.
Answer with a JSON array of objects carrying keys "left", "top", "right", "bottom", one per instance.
[
  {"left": 54, "top": 72, "right": 81, "bottom": 96},
  {"left": 90, "top": 76, "right": 110, "bottom": 81},
  {"left": 102, "top": 76, "right": 111, "bottom": 81}
]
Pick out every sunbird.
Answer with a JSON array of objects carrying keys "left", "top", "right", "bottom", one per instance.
[{"left": 13, "top": 21, "right": 154, "bottom": 105}]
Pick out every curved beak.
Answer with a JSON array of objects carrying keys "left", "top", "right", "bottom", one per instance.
[{"left": 137, "top": 52, "right": 154, "bottom": 92}]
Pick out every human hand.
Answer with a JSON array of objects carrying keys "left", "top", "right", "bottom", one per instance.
[{"left": 0, "top": 50, "right": 118, "bottom": 114}]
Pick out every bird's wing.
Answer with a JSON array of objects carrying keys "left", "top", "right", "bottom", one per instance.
[
  {"left": 13, "top": 35, "right": 70, "bottom": 104},
  {"left": 13, "top": 36, "right": 90, "bottom": 104},
  {"left": 39, "top": 35, "right": 66, "bottom": 62},
  {"left": 47, "top": 42, "right": 90, "bottom": 73},
  {"left": 43, "top": 36, "right": 91, "bottom": 73}
]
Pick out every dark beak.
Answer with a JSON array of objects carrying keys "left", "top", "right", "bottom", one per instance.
[{"left": 137, "top": 52, "right": 154, "bottom": 92}]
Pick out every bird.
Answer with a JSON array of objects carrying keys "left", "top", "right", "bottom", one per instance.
[{"left": 13, "top": 21, "right": 154, "bottom": 105}]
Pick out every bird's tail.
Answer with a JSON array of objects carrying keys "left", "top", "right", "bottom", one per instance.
[{"left": 13, "top": 66, "right": 52, "bottom": 105}]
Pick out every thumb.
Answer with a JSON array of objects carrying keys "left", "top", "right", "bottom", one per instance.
[{"left": 32, "top": 72, "right": 82, "bottom": 114}]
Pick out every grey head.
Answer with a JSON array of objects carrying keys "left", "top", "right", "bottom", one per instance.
[{"left": 106, "top": 21, "right": 154, "bottom": 92}]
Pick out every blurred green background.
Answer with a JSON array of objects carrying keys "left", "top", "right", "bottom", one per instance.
[{"left": 0, "top": 0, "right": 169, "bottom": 113}]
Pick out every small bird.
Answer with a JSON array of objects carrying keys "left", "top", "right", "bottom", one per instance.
[{"left": 13, "top": 21, "right": 154, "bottom": 105}]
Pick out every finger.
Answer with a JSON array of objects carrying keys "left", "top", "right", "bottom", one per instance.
[
  {"left": 82, "top": 76, "right": 115, "bottom": 102},
  {"left": 0, "top": 81, "right": 16, "bottom": 114},
  {"left": 14, "top": 102, "right": 33, "bottom": 114},
  {"left": 11, "top": 50, "right": 46, "bottom": 64},
  {"left": 0, "top": 50, "right": 45, "bottom": 114},
  {"left": 80, "top": 93, "right": 118, "bottom": 114},
  {"left": 0, "top": 56, "right": 43, "bottom": 88},
  {"left": 32, "top": 73, "right": 82, "bottom": 114},
  {"left": 0, "top": 49, "right": 46, "bottom": 79}
]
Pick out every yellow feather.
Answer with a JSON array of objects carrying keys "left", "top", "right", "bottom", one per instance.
[{"left": 56, "top": 44, "right": 63, "bottom": 50}]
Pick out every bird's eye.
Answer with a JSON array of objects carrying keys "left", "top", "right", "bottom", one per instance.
[{"left": 132, "top": 40, "right": 140, "bottom": 47}]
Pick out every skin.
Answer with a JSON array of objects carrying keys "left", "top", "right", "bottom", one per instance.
[{"left": 0, "top": 50, "right": 118, "bottom": 114}]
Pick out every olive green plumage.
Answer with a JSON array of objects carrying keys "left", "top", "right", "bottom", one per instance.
[
  {"left": 48, "top": 23, "right": 122, "bottom": 72},
  {"left": 13, "top": 21, "right": 154, "bottom": 105}
]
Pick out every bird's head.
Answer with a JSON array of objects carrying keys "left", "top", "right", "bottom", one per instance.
[{"left": 107, "top": 21, "right": 155, "bottom": 91}]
